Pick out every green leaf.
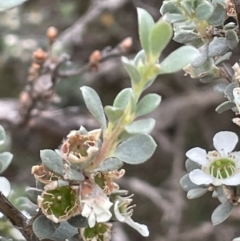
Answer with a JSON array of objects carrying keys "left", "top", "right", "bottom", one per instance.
[
  {"left": 207, "top": 3, "right": 226, "bottom": 26},
  {"left": 215, "top": 186, "right": 228, "bottom": 203},
  {"left": 191, "top": 44, "right": 208, "bottom": 68},
  {"left": 67, "top": 215, "right": 88, "bottom": 228},
  {"left": 121, "top": 56, "right": 141, "bottom": 84},
  {"left": 173, "top": 31, "right": 199, "bottom": 44},
  {"left": 136, "top": 93, "right": 161, "bottom": 117},
  {"left": 211, "top": 202, "right": 233, "bottom": 225},
  {"left": 137, "top": 8, "right": 154, "bottom": 55},
  {"left": 187, "top": 188, "right": 208, "bottom": 199},
  {"left": 40, "top": 149, "right": 64, "bottom": 176},
  {"left": 185, "top": 159, "right": 201, "bottom": 172},
  {"left": 33, "top": 215, "right": 56, "bottom": 239},
  {"left": 25, "top": 187, "right": 42, "bottom": 204},
  {"left": 95, "top": 157, "right": 123, "bottom": 172},
  {"left": 159, "top": 46, "right": 199, "bottom": 74},
  {"left": 80, "top": 86, "right": 107, "bottom": 130},
  {"left": 0, "top": 125, "right": 5, "bottom": 144},
  {"left": 195, "top": 1, "right": 214, "bottom": 20},
  {"left": 0, "top": 152, "right": 13, "bottom": 173},
  {"left": 113, "top": 88, "right": 132, "bottom": 109},
  {"left": 125, "top": 118, "right": 156, "bottom": 134},
  {"left": 149, "top": 20, "right": 172, "bottom": 60},
  {"left": 208, "top": 37, "right": 228, "bottom": 57},
  {"left": 0, "top": 0, "right": 27, "bottom": 11},
  {"left": 104, "top": 106, "right": 124, "bottom": 122},
  {"left": 215, "top": 101, "right": 236, "bottom": 114},
  {"left": 160, "top": 2, "right": 182, "bottom": 14},
  {"left": 226, "top": 30, "right": 239, "bottom": 49},
  {"left": 134, "top": 49, "right": 145, "bottom": 66},
  {"left": 180, "top": 174, "right": 204, "bottom": 191},
  {"left": 113, "top": 134, "right": 156, "bottom": 164}
]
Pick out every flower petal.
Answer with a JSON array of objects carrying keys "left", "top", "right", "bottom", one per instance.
[
  {"left": 189, "top": 169, "right": 213, "bottom": 185},
  {"left": 0, "top": 176, "right": 11, "bottom": 197},
  {"left": 125, "top": 217, "right": 149, "bottom": 237},
  {"left": 88, "top": 211, "right": 96, "bottom": 228},
  {"left": 114, "top": 201, "right": 125, "bottom": 222},
  {"left": 96, "top": 210, "right": 112, "bottom": 223},
  {"left": 230, "top": 152, "right": 240, "bottom": 168},
  {"left": 213, "top": 131, "right": 238, "bottom": 156},
  {"left": 221, "top": 172, "right": 240, "bottom": 185},
  {"left": 186, "top": 147, "right": 207, "bottom": 166},
  {"left": 81, "top": 203, "right": 92, "bottom": 217}
]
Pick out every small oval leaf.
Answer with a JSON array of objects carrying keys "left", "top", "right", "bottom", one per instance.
[
  {"left": 211, "top": 202, "right": 233, "bottom": 226},
  {"left": 113, "top": 88, "right": 132, "bottom": 109},
  {"left": 0, "top": 125, "right": 6, "bottom": 144},
  {"left": 113, "top": 134, "right": 157, "bottom": 164},
  {"left": 104, "top": 106, "right": 124, "bottom": 123},
  {"left": 215, "top": 101, "right": 236, "bottom": 114},
  {"left": 187, "top": 188, "right": 208, "bottom": 199},
  {"left": 0, "top": 152, "right": 13, "bottom": 173},
  {"left": 80, "top": 86, "right": 107, "bottom": 130},
  {"left": 40, "top": 149, "right": 64, "bottom": 176},
  {"left": 95, "top": 157, "right": 123, "bottom": 172},
  {"left": 125, "top": 118, "right": 156, "bottom": 134}
]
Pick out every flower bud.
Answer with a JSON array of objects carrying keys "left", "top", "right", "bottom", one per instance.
[
  {"left": 119, "top": 37, "right": 132, "bottom": 52},
  {"left": 47, "top": 26, "right": 58, "bottom": 42},
  {"left": 33, "top": 48, "right": 48, "bottom": 64}
]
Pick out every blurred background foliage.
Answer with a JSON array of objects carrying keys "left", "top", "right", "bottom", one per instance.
[{"left": 0, "top": 0, "right": 240, "bottom": 241}]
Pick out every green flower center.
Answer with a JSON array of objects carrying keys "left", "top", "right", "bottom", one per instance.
[
  {"left": 42, "top": 186, "right": 76, "bottom": 218},
  {"left": 209, "top": 158, "right": 236, "bottom": 179}
]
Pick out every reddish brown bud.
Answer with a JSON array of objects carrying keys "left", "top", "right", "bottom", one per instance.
[
  {"left": 119, "top": 37, "right": 132, "bottom": 52},
  {"left": 47, "top": 26, "right": 58, "bottom": 42},
  {"left": 33, "top": 48, "right": 48, "bottom": 64},
  {"left": 89, "top": 50, "right": 102, "bottom": 64}
]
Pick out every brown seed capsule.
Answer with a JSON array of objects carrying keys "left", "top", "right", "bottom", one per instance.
[
  {"left": 47, "top": 26, "right": 58, "bottom": 42},
  {"left": 33, "top": 48, "right": 48, "bottom": 64}
]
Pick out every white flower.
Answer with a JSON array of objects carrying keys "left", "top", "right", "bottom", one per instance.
[
  {"left": 186, "top": 131, "right": 240, "bottom": 186},
  {"left": 114, "top": 200, "right": 149, "bottom": 237},
  {"left": 81, "top": 195, "right": 113, "bottom": 228},
  {"left": 0, "top": 176, "right": 11, "bottom": 218}
]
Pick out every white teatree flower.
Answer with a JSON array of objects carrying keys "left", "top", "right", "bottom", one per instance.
[
  {"left": 81, "top": 196, "right": 113, "bottom": 228},
  {"left": 0, "top": 176, "right": 11, "bottom": 218},
  {"left": 186, "top": 131, "right": 240, "bottom": 186},
  {"left": 114, "top": 201, "right": 149, "bottom": 237}
]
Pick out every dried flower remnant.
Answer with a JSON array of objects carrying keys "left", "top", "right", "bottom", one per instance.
[
  {"left": 38, "top": 181, "right": 80, "bottom": 223},
  {"left": 186, "top": 131, "right": 240, "bottom": 186},
  {"left": 233, "top": 87, "right": 240, "bottom": 113},
  {"left": 31, "top": 165, "right": 61, "bottom": 184},
  {"left": 93, "top": 169, "right": 125, "bottom": 194},
  {"left": 61, "top": 129, "right": 101, "bottom": 166}
]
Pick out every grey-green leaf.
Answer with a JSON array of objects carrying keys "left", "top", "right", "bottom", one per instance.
[
  {"left": 215, "top": 52, "right": 232, "bottom": 65},
  {"left": 136, "top": 93, "right": 161, "bottom": 117},
  {"left": 113, "top": 134, "right": 156, "bottom": 164},
  {"left": 185, "top": 159, "right": 201, "bottom": 172},
  {"left": 159, "top": 46, "right": 199, "bottom": 74},
  {"left": 125, "top": 118, "right": 156, "bottom": 134},
  {"left": 0, "top": 0, "right": 27, "bottom": 11},
  {"left": 215, "top": 101, "right": 236, "bottom": 114},
  {"left": 25, "top": 187, "right": 42, "bottom": 205},
  {"left": 40, "top": 149, "right": 64, "bottom": 176},
  {"left": 0, "top": 152, "right": 13, "bottom": 173},
  {"left": 104, "top": 106, "right": 124, "bottom": 123},
  {"left": 63, "top": 168, "right": 85, "bottom": 182},
  {"left": 173, "top": 31, "right": 199, "bottom": 44},
  {"left": 0, "top": 125, "right": 5, "bottom": 144},
  {"left": 80, "top": 86, "right": 107, "bottom": 130},
  {"left": 195, "top": 1, "right": 214, "bottom": 20},
  {"left": 33, "top": 215, "right": 56, "bottom": 239},
  {"left": 180, "top": 174, "right": 203, "bottom": 191},
  {"left": 208, "top": 37, "right": 228, "bottom": 57},
  {"left": 113, "top": 88, "right": 132, "bottom": 109},
  {"left": 67, "top": 215, "right": 88, "bottom": 228},
  {"left": 137, "top": 8, "right": 154, "bottom": 55},
  {"left": 164, "top": 13, "right": 186, "bottom": 23},
  {"left": 207, "top": 3, "right": 226, "bottom": 26},
  {"left": 149, "top": 20, "right": 172, "bottom": 60},
  {"left": 213, "top": 83, "right": 227, "bottom": 94},
  {"left": 225, "top": 82, "right": 238, "bottom": 101},
  {"left": 50, "top": 221, "right": 78, "bottom": 240},
  {"left": 95, "top": 157, "right": 123, "bottom": 172},
  {"left": 121, "top": 57, "right": 141, "bottom": 84},
  {"left": 211, "top": 202, "right": 233, "bottom": 225},
  {"left": 226, "top": 30, "right": 239, "bottom": 49},
  {"left": 187, "top": 188, "right": 208, "bottom": 199}
]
